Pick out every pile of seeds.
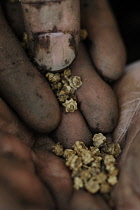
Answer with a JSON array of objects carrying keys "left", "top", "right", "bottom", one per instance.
[
  {"left": 52, "top": 133, "right": 121, "bottom": 195},
  {"left": 46, "top": 69, "right": 82, "bottom": 113}
]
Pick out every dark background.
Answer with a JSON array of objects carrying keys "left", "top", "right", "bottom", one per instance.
[{"left": 110, "top": 0, "right": 140, "bottom": 64}]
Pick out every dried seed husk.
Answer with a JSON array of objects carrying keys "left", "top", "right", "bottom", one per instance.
[
  {"left": 93, "top": 133, "right": 106, "bottom": 148},
  {"left": 51, "top": 143, "right": 64, "bottom": 156},
  {"left": 80, "top": 29, "right": 88, "bottom": 40},
  {"left": 51, "top": 133, "right": 121, "bottom": 197},
  {"left": 62, "top": 98, "right": 78, "bottom": 113},
  {"left": 85, "top": 178, "right": 100, "bottom": 194}
]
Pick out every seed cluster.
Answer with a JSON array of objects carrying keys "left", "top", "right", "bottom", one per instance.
[
  {"left": 46, "top": 69, "right": 82, "bottom": 112},
  {"left": 52, "top": 133, "right": 121, "bottom": 195}
]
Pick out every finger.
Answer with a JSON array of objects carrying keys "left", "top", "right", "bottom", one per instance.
[
  {"left": 0, "top": 131, "right": 33, "bottom": 166},
  {"left": 0, "top": 98, "right": 34, "bottom": 147},
  {"left": 2, "top": 0, "right": 25, "bottom": 38},
  {"left": 0, "top": 133, "right": 54, "bottom": 210},
  {"left": 112, "top": 131, "right": 140, "bottom": 210},
  {"left": 71, "top": 44, "right": 118, "bottom": 133},
  {"left": 68, "top": 190, "right": 110, "bottom": 210},
  {"left": 0, "top": 7, "right": 60, "bottom": 133},
  {"left": 81, "top": 0, "right": 126, "bottom": 80},
  {"left": 34, "top": 135, "right": 55, "bottom": 152},
  {"left": 35, "top": 150, "right": 73, "bottom": 209},
  {"left": 0, "top": 184, "right": 25, "bottom": 210},
  {"left": 21, "top": 0, "right": 80, "bottom": 72},
  {"left": 51, "top": 108, "right": 92, "bottom": 148},
  {"left": 113, "top": 61, "right": 140, "bottom": 157}
]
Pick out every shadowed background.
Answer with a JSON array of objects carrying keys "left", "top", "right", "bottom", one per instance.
[{"left": 110, "top": 0, "right": 140, "bottom": 64}]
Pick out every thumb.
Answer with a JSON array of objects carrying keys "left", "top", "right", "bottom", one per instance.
[{"left": 21, "top": 0, "right": 80, "bottom": 72}]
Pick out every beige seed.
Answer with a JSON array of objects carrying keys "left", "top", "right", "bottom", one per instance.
[
  {"left": 100, "top": 182, "right": 111, "bottom": 194},
  {"left": 93, "top": 133, "right": 106, "bottom": 148},
  {"left": 74, "top": 177, "right": 84, "bottom": 190},
  {"left": 69, "top": 76, "right": 82, "bottom": 90},
  {"left": 108, "top": 176, "right": 118, "bottom": 186},
  {"left": 62, "top": 99, "right": 77, "bottom": 113},
  {"left": 51, "top": 143, "right": 64, "bottom": 156},
  {"left": 80, "top": 29, "right": 88, "bottom": 40},
  {"left": 85, "top": 178, "right": 100, "bottom": 194}
]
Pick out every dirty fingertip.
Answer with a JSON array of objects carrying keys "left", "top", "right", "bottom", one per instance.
[{"left": 21, "top": 0, "right": 80, "bottom": 71}]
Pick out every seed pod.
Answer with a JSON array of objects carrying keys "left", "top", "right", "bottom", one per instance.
[
  {"left": 74, "top": 177, "right": 83, "bottom": 190},
  {"left": 69, "top": 76, "right": 82, "bottom": 90},
  {"left": 52, "top": 143, "right": 64, "bottom": 156},
  {"left": 93, "top": 133, "right": 106, "bottom": 148},
  {"left": 62, "top": 98, "right": 78, "bottom": 113}
]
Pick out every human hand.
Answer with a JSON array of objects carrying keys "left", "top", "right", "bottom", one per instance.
[
  {"left": 20, "top": 0, "right": 126, "bottom": 80},
  {"left": 50, "top": 0, "right": 126, "bottom": 147},
  {"left": 111, "top": 61, "right": 140, "bottom": 210},
  {"left": 0, "top": 61, "right": 139, "bottom": 210},
  {"left": 81, "top": 0, "right": 126, "bottom": 81},
  {"left": 51, "top": 44, "right": 119, "bottom": 147},
  {"left": 0, "top": 1, "right": 139, "bottom": 209},
  {"left": 0, "top": 0, "right": 126, "bottom": 138},
  {"left": 0, "top": 98, "right": 109, "bottom": 210}
]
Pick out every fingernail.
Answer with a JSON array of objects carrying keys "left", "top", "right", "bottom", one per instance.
[
  {"left": 21, "top": 0, "right": 80, "bottom": 71},
  {"left": 33, "top": 32, "right": 77, "bottom": 71}
]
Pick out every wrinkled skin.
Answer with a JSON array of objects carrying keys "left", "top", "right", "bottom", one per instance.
[
  {"left": 0, "top": 0, "right": 139, "bottom": 209},
  {"left": 0, "top": 61, "right": 140, "bottom": 209}
]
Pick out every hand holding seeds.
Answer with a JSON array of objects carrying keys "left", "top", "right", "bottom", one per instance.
[
  {"left": 0, "top": 0, "right": 125, "bottom": 135},
  {"left": 0, "top": 0, "right": 140, "bottom": 209},
  {"left": 0, "top": 61, "right": 140, "bottom": 209}
]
